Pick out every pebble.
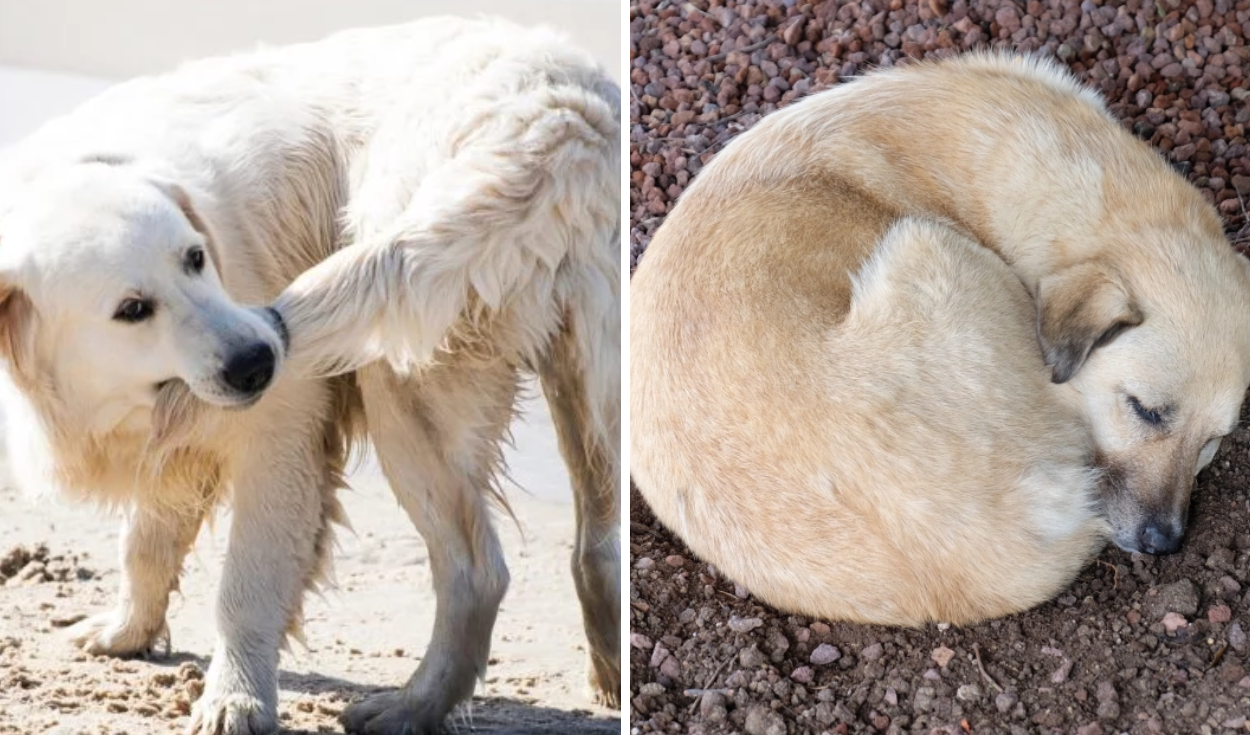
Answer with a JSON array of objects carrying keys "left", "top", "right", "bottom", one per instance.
[
  {"left": 1162, "top": 611, "right": 1189, "bottom": 634},
  {"left": 1077, "top": 723, "right": 1105, "bottom": 735},
  {"left": 744, "top": 705, "right": 786, "bottom": 735},
  {"left": 995, "top": 691, "right": 1019, "bottom": 714},
  {"left": 956, "top": 683, "right": 982, "bottom": 701},
  {"left": 640, "top": 682, "right": 665, "bottom": 696},
  {"left": 913, "top": 686, "right": 936, "bottom": 712},
  {"left": 1144, "top": 579, "right": 1199, "bottom": 619},
  {"left": 860, "top": 642, "right": 883, "bottom": 660},
  {"left": 1230, "top": 621, "right": 1247, "bottom": 651},
  {"left": 1051, "top": 658, "right": 1074, "bottom": 684},
  {"left": 630, "top": 633, "right": 654, "bottom": 650},
  {"left": 700, "top": 692, "right": 728, "bottom": 723},
  {"left": 665, "top": 554, "right": 685, "bottom": 567},
  {"left": 931, "top": 645, "right": 955, "bottom": 668},
  {"left": 810, "top": 643, "right": 841, "bottom": 665},
  {"left": 740, "top": 645, "right": 767, "bottom": 668},
  {"left": 809, "top": 622, "right": 831, "bottom": 636},
  {"left": 728, "top": 616, "right": 764, "bottom": 634},
  {"left": 790, "top": 665, "right": 814, "bottom": 683},
  {"left": 1209, "top": 605, "right": 1233, "bottom": 623}
]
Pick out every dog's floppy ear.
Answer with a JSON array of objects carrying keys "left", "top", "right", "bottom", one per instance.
[
  {"left": 149, "top": 178, "right": 225, "bottom": 279},
  {"left": 1037, "top": 261, "right": 1142, "bottom": 384},
  {"left": 0, "top": 274, "right": 38, "bottom": 387}
]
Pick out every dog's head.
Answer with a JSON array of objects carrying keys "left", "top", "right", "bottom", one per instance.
[
  {"left": 0, "top": 161, "right": 287, "bottom": 438},
  {"left": 1038, "top": 245, "right": 1250, "bottom": 556}
]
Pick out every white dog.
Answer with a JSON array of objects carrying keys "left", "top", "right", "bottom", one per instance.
[{"left": 0, "top": 17, "right": 620, "bottom": 735}]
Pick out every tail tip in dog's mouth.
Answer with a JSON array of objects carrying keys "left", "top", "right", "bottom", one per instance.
[{"left": 263, "top": 306, "right": 290, "bottom": 353}]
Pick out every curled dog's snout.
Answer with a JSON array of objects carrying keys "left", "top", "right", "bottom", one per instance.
[
  {"left": 1138, "top": 517, "right": 1183, "bottom": 556},
  {"left": 221, "top": 342, "right": 276, "bottom": 395}
]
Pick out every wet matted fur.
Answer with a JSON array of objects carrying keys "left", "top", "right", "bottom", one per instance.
[
  {"left": 0, "top": 17, "right": 620, "bottom": 735},
  {"left": 630, "top": 53, "right": 1250, "bottom": 626}
]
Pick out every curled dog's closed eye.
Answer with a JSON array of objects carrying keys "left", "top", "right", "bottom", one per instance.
[{"left": 1037, "top": 261, "right": 1143, "bottom": 383}]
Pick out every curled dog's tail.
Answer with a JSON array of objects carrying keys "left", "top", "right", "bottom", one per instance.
[{"left": 273, "top": 66, "right": 621, "bottom": 388}]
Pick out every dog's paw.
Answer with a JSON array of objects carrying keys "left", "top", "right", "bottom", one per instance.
[
  {"left": 67, "top": 611, "right": 169, "bottom": 658},
  {"left": 341, "top": 691, "right": 444, "bottom": 735},
  {"left": 587, "top": 652, "right": 621, "bottom": 709},
  {"left": 187, "top": 691, "right": 277, "bottom": 735}
]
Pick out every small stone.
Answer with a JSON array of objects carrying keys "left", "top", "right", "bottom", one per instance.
[
  {"left": 1209, "top": 605, "right": 1232, "bottom": 623},
  {"left": 649, "top": 644, "right": 670, "bottom": 669},
  {"left": 1051, "top": 658, "right": 1074, "bottom": 684},
  {"left": 790, "top": 665, "right": 814, "bottom": 683},
  {"left": 931, "top": 645, "right": 955, "bottom": 668},
  {"left": 810, "top": 622, "right": 830, "bottom": 635},
  {"left": 744, "top": 705, "right": 786, "bottom": 735},
  {"left": 700, "top": 692, "right": 728, "bottom": 723},
  {"left": 1162, "top": 611, "right": 1189, "bottom": 634},
  {"left": 659, "top": 656, "right": 681, "bottom": 680},
  {"left": 884, "top": 687, "right": 898, "bottom": 706},
  {"left": 1229, "top": 622, "right": 1246, "bottom": 651},
  {"left": 1077, "top": 723, "right": 1104, "bottom": 735},
  {"left": 740, "top": 645, "right": 767, "bottom": 668},
  {"left": 728, "top": 616, "right": 764, "bottom": 634},
  {"left": 635, "top": 557, "right": 654, "bottom": 570},
  {"left": 810, "top": 643, "right": 841, "bottom": 665},
  {"left": 913, "top": 686, "right": 936, "bottom": 711},
  {"left": 1144, "top": 579, "right": 1199, "bottom": 619},
  {"left": 1095, "top": 681, "right": 1117, "bottom": 703},
  {"left": 665, "top": 555, "right": 685, "bottom": 567},
  {"left": 1238, "top": 675, "right": 1250, "bottom": 689},
  {"left": 640, "top": 682, "right": 665, "bottom": 696},
  {"left": 630, "top": 633, "right": 654, "bottom": 649},
  {"left": 860, "top": 642, "right": 884, "bottom": 661},
  {"left": 1097, "top": 699, "right": 1121, "bottom": 721},
  {"left": 1126, "top": 610, "right": 1141, "bottom": 626},
  {"left": 956, "top": 683, "right": 982, "bottom": 701},
  {"left": 995, "top": 691, "right": 1019, "bottom": 714},
  {"left": 1223, "top": 715, "right": 1246, "bottom": 729}
]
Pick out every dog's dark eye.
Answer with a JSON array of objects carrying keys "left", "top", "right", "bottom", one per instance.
[
  {"left": 1128, "top": 395, "right": 1163, "bottom": 426},
  {"left": 186, "top": 247, "right": 205, "bottom": 274},
  {"left": 113, "top": 298, "right": 154, "bottom": 323}
]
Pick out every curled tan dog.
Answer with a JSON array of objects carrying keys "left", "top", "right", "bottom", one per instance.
[{"left": 630, "top": 53, "right": 1250, "bottom": 625}]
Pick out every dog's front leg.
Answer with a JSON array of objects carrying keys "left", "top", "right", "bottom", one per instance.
[
  {"left": 69, "top": 506, "right": 204, "bottom": 657},
  {"left": 188, "top": 424, "right": 335, "bottom": 735}
]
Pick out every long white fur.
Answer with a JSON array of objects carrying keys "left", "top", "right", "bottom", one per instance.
[{"left": 0, "top": 17, "right": 620, "bottom": 735}]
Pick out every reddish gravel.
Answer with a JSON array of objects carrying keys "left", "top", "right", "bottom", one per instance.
[
  {"left": 630, "top": 1, "right": 1250, "bottom": 733},
  {"left": 629, "top": 0, "right": 1250, "bottom": 269}
]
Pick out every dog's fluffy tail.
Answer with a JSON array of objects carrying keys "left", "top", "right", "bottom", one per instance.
[{"left": 274, "top": 66, "right": 620, "bottom": 388}]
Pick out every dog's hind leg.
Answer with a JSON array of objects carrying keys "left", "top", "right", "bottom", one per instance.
[
  {"left": 536, "top": 292, "right": 620, "bottom": 707},
  {"left": 341, "top": 359, "right": 516, "bottom": 735},
  {"left": 68, "top": 505, "right": 204, "bottom": 657}
]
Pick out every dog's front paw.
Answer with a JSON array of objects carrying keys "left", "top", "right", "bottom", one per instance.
[
  {"left": 587, "top": 651, "right": 620, "bottom": 708},
  {"left": 188, "top": 690, "right": 277, "bottom": 735},
  {"left": 67, "top": 611, "right": 169, "bottom": 658},
  {"left": 341, "top": 690, "right": 446, "bottom": 735}
]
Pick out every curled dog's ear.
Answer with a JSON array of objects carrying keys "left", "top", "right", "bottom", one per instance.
[
  {"left": 148, "top": 178, "right": 225, "bottom": 280},
  {"left": 0, "top": 275, "right": 38, "bottom": 388},
  {"left": 1037, "top": 261, "right": 1142, "bottom": 384}
]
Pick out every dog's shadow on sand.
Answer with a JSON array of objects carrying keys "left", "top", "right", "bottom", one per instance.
[{"left": 149, "top": 653, "right": 619, "bottom": 735}]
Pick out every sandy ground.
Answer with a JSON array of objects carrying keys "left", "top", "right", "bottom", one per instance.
[{"left": 0, "top": 389, "right": 620, "bottom": 735}]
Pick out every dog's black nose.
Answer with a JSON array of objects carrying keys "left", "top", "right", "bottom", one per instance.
[
  {"left": 221, "top": 342, "right": 276, "bottom": 395},
  {"left": 1139, "top": 519, "right": 1182, "bottom": 556}
]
